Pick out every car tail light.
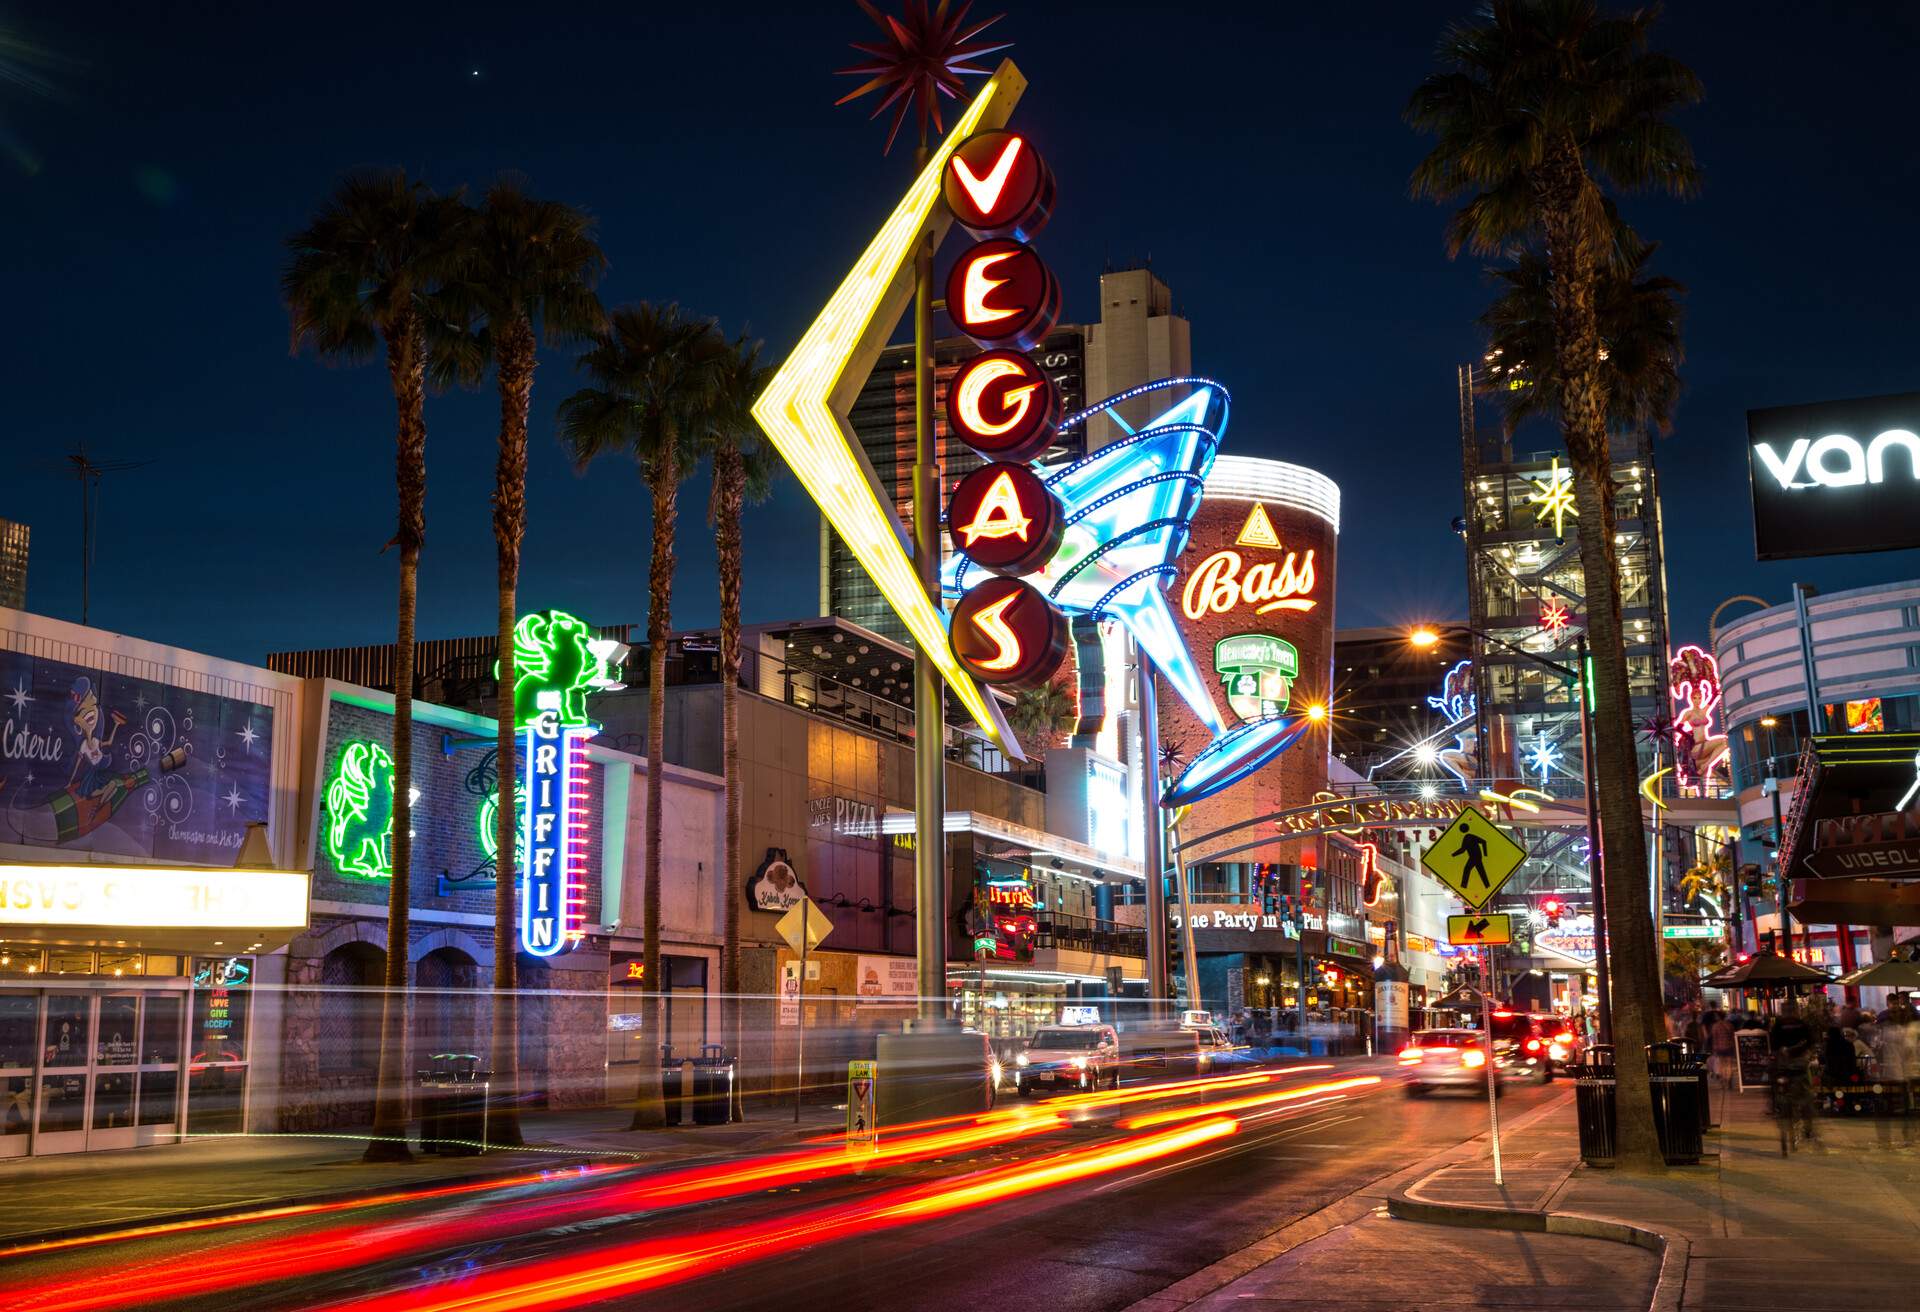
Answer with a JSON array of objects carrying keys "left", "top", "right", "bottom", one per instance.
[
  {"left": 1398, "top": 1046, "right": 1423, "bottom": 1063},
  {"left": 1555, "top": 1032, "right": 1574, "bottom": 1044},
  {"left": 1549, "top": 1043, "right": 1569, "bottom": 1062},
  {"left": 1525, "top": 1038, "right": 1541, "bottom": 1052},
  {"left": 1460, "top": 1048, "right": 1487, "bottom": 1069}
]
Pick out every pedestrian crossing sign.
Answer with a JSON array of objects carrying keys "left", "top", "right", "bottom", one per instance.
[{"left": 1421, "top": 805, "right": 1526, "bottom": 910}]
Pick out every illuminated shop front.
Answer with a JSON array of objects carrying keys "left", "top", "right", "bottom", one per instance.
[{"left": 0, "top": 608, "right": 309, "bottom": 1155}]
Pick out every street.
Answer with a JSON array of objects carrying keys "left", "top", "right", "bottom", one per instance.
[{"left": 0, "top": 1060, "right": 1564, "bottom": 1312}]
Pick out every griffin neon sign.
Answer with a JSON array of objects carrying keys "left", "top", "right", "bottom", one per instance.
[{"left": 324, "top": 740, "right": 396, "bottom": 881}]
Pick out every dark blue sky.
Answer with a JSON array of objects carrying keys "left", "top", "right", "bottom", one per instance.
[{"left": 6, "top": 2, "right": 1918, "bottom": 663}]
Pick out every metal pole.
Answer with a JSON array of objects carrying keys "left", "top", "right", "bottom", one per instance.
[
  {"left": 1577, "top": 635, "right": 1613, "bottom": 1045},
  {"left": 1770, "top": 781, "right": 1791, "bottom": 959},
  {"left": 795, "top": 936, "right": 808, "bottom": 1124},
  {"left": 1170, "top": 817, "right": 1201, "bottom": 1016},
  {"left": 911, "top": 138, "right": 949, "bottom": 1026},
  {"left": 1481, "top": 944, "right": 1504, "bottom": 1186},
  {"left": 1139, "top": 653, "right": 1171, "bottom": 1020},
  {"left": 1297, "top": 868, "right": 1310, "bottom": 1039}
]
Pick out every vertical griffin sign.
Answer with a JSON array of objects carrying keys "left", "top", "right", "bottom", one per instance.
[{"left": 508, "top": 611, "right": 625, "bottom": 957}]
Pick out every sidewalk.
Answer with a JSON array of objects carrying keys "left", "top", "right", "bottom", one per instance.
[
  {"left": 1131, "top": 1088, "right": 1660, "bottom": 1312},
  {"left": 0, "top": 1102, "right": 847, "bottom": 1244},
  {"left": 1164, "top": 1078, "right": 1920, "bottom": 1312}
]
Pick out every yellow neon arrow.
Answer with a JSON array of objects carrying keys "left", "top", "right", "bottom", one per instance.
[
  {"left": 752, "top": 61, "right": 1026, "bottom": 754},
  {"left": 1640, "top": 766, "right": 1672, "bottom": 811}
]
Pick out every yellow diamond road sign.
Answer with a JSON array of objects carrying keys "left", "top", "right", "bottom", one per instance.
[
  {"left": 777, "top": 897, "right": 834, "bottom": 957},
  {"left": 1422, "top": 805, "right": 1527, "bottom": 910}
]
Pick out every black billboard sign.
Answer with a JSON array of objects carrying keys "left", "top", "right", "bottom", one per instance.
[{"left": 1748, "top": 391, "right": 1920, "bottom": 560}]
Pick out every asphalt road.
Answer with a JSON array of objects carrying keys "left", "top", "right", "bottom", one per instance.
[{"left": 0, "top": 1059, "right": 1568, "bottom": 1312}]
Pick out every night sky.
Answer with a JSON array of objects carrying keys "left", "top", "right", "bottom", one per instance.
[{"left": 6, "top": 2, "right": 1919, "bottom": 665}]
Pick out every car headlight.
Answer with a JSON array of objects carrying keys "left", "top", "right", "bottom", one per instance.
[
  {"left": 1015, "top": 1053, "right": 1030, "bottom": 1067},
  {"left": 990, "top": 1060, "right": 1003, "bottom": 1085},
  {"left": 1072, "top": 1056, "right": 1088, "bottom": 1069}
]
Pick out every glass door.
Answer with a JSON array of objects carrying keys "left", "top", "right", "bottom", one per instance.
[
  {"left": 36, "top": 993, "right": 92, "bottom": 1154},
  {"left": 0, "top": 991, "right": 37, "bottom": 1159},
  {"left": 137, "top": 990, "right": 186, "bottom": 1146},
  {"left": 87, "top": 992, "right": 141, "bottom": 1150}
]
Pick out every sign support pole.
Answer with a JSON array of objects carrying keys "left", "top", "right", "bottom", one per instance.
[
  {"left": 1140, "top": 654, "right": 1171, "bottom": 1019},
  {"left": 1482, "top": 944, "right": 1504, "bottom": 1186},
  {"left": 910, "top": 135, "right": 949, "bottom": 1028},
  {"left": 795, "top": 933, "right": 808, "bottom": 1124}
]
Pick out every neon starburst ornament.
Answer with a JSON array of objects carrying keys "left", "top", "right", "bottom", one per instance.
[
  {"left": 1527, "top": 456, "right": 1579, "bottom": 539},
  {"left": 943, "top": 378, "right": 1310, "bottom": 807},
  {"left": 836, "top": 0, "right": 1011, "bottom": 153},
  {"left": 1524, "top": 735, "right": 1561, "bottom": 782},
  {"left": 1540, "top": 598, "right": 1571, "bottom": 636}
]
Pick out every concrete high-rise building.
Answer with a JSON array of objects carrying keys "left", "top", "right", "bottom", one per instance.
[
  {"left": 0, "top": 518, "right": 27, "bottom": 610},
  {"left": 822, "top": 266, "right": 1190, "bottom": 642}
]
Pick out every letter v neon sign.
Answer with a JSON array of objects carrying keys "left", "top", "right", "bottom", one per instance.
[{"left": 952, "top": 135, "right": 1024, "bottom": 215}]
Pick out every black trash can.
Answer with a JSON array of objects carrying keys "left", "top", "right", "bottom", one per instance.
[
  {"left": 417, "top": 1052, "right": 491, "bottom": 1155},
  {"left": 1574, "top": 1044, "right": 1617, "bottom": 1165},
  {"left": 1648, "top": 1041, "right": 1704, "bottom": 1164},
  {"left": 661, "top": 1046, "right": 687, "bottom": 1126},
  {"left": 691, "top": 1044, "right": 734, "bottom": 1126}
]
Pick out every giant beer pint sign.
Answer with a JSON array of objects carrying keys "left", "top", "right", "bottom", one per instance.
[{"left": 1748, "top": 391, "right": 1920, "bottom": 560}]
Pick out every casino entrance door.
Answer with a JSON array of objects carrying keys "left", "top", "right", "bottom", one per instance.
[{"left": 0, "top": 982, "right": 193, "bottom": 1156}]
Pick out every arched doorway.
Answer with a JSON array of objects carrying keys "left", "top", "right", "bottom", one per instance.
[
  {"left": 414, "top": 947, "right": 481, "bottom": 1065},
  {"left": 318, "top": 942, "right": 385, "bottom": 1127}
]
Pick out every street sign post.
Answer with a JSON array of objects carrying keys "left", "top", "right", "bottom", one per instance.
[
  {"left": 778, "top": 897, "right": 835, "bottom": 1122},
  {"left": 1661, "top": 921, "right": 1721, "bottom": 939},
  {"left": 847, "top": 1060, "right": 878, "bottom": 1147},
  {"left": 1448, "top": 912, "right": 1514, "bottom": 946},
  {"left": 1481, "top": 944, "right": 1503, "bottom": 1187},
  {"left": 1422, "top": 805, "right": 1527, "bottom": 910}
]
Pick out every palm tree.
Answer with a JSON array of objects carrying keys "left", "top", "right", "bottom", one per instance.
[
  {"left": 1408, "top": 0, "right": 1701, "bottom": 1172},
  {"left": 283, "top": 169, "right": 468, "bottom": 1163},
  {"left": 559, "top": 303, "right": 726, "bottom": 1127},
  {"left": 703, "top": 337, "right": 779, "bottom": 1101},
  {"left": 1006, "top": 680, "right": 1075, "bottom": 758},
  {"left": 439, "top": 177, "right": 606, "bottom": 1148}
]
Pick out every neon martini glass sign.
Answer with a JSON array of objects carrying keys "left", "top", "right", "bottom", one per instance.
[{"left": 944, "top": 378, "right": 1309, "bottom": 807}]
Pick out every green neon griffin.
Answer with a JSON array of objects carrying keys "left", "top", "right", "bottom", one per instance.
[
  {"left": 502, "top": 609, "right": 624, "bottom": 730},
  {"left": 324, "top": 739, "right": 395, "bottom": 880}
]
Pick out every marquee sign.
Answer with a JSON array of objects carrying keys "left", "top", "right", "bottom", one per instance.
[
  {"left": 508, "top": 609, "right": 625, "bottom": 957},
  {"left": 1747, "top": 390, "right": 1920, "bottom": 560}
]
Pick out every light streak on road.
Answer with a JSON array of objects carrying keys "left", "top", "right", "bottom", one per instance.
[
  {"left": 319, "top": 1116, "right": 1239, "bottom": 1312},
  {"left": 1116, "top": 1076, "right": 1382, "bottom": 1130},
  {"left": 0, "top": 1117, "right": 1065, "bottom": 1312}
]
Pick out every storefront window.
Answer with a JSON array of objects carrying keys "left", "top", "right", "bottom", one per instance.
[
  {"left": 138, "top": 1069, "right": 179, "bottom": 1127},
  {"left": 97, "top": 997, "right": 138, "bottom": 1065},
  {"left": 48, "top": 950, "right": 94, "bottom": 976},
  {"left": 0, "top": 946, "right": 43, "bottom": 977},
  {"left": 0, "top": 994, "right": 36, "bottom": 1067},
  {"left": 39, "top": 1075, "right": 85, "bottom": 1133},
  {"left": 98, "top": 952, "right": 142, "bottom": 978},
  {"left": 92, "top": 1073, "right": 134, "bottom": 1130},
  {"left": 142, "top": 994, "right": 183, "bottom": 1065},
  {"left": 43, "top": 995, "right": 90, "bottom": 1068}
]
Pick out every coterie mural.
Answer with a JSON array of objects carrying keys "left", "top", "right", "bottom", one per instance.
[{"left": 0, "top": 651, "right": 274, "bottom": 864}]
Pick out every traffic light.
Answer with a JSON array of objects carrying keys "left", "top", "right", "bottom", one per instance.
[
  {"left": 1541, "top": 897, "right": 1563, "bottom": 928},
  {"left": 1738, "top": 863, "right": 1764, "bottom": 897}
]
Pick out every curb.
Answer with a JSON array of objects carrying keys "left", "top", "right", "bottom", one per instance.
[{"left": 1384, "top": 1185, "right": 1689, "bottom": 1312}]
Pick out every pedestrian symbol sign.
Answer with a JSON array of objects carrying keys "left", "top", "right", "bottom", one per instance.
[
  {"left": 847, "top": 1060, "right": 877, "bottom": 1146},
  {"left": 1422, "top": 805, "right": 1526, "bottom": 910},
  {"left": 1447, "top": 912, "right": 1514, "bottom": 946}
]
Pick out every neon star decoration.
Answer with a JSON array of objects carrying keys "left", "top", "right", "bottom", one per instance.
[
  {"left": 1540, "top": 599, "right": 1570, "bottom": 636},
  {"left": 752, "top": 63, "right": 1024, "bottom": 755},
  {"left": 1527, "top": 456, "right": 1579, "bottom": 539},
  {"left": 943, "top": 378, "right": 1309, "bottom": 807},
  {"left": 1524, "top": 735, "right": 1561, "bottom": 782}
]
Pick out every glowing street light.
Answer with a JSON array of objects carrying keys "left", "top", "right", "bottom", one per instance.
[{"left": 1409, "top": 626, "right": 1441, "bottom": 650}]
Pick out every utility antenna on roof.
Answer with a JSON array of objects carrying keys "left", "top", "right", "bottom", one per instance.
[{"left": 63, "top": 443, "right": 151, "bottom": 625}]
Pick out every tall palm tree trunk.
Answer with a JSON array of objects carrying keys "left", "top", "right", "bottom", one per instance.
[
  {"left": 631, "top": 440, "right": 677, "bottom": 1129},
  {"left": 490, "top": 314, "right": 537, "bottom": 1148},
  {"left": 713, "top": 445, "right": 745, "bottom": 1115},
  {"left": 1538, "top": 140, "right": 1664, "bottom": 1173},
  {"left": 366, "top": 317, "right": 424, "bottom": 1163}
]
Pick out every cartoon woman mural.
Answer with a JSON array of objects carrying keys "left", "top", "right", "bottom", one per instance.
[{"left": 3, "top": 677, "right": 191, "bottom": 848}]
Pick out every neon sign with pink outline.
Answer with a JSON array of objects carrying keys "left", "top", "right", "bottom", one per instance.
[{"left": 1668, "top": 644, "right": 1729, "bottom": 791}]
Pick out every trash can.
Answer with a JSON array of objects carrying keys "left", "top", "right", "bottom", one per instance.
[
  {"left": 661, "top": 1045, "right": 687, "bottom": 1126},
  {"left": 690, "top": 1044, "right": 734, "bottom": 1126},
  {"left": 1574, "top": 1044, "right": 1617, "bottom": 1165},
  {"left": 1648, "top": 1041, "right": 1704, "bottom": 1165},
  {"left": 417, "top": 1052, "right": 491, "bottom": 1155}
]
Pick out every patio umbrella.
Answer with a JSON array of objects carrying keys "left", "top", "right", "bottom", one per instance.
[
  {"left": 1703, "top": 951, "right": 1833, "bottom": 990},
  {"left": 1834, "top": 958, "right": 1920, "bottom": 990}
]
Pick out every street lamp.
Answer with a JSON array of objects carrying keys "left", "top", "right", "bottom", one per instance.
[{"left": 1407, "top": 623, "right": 1612, "bottom": 1044}]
